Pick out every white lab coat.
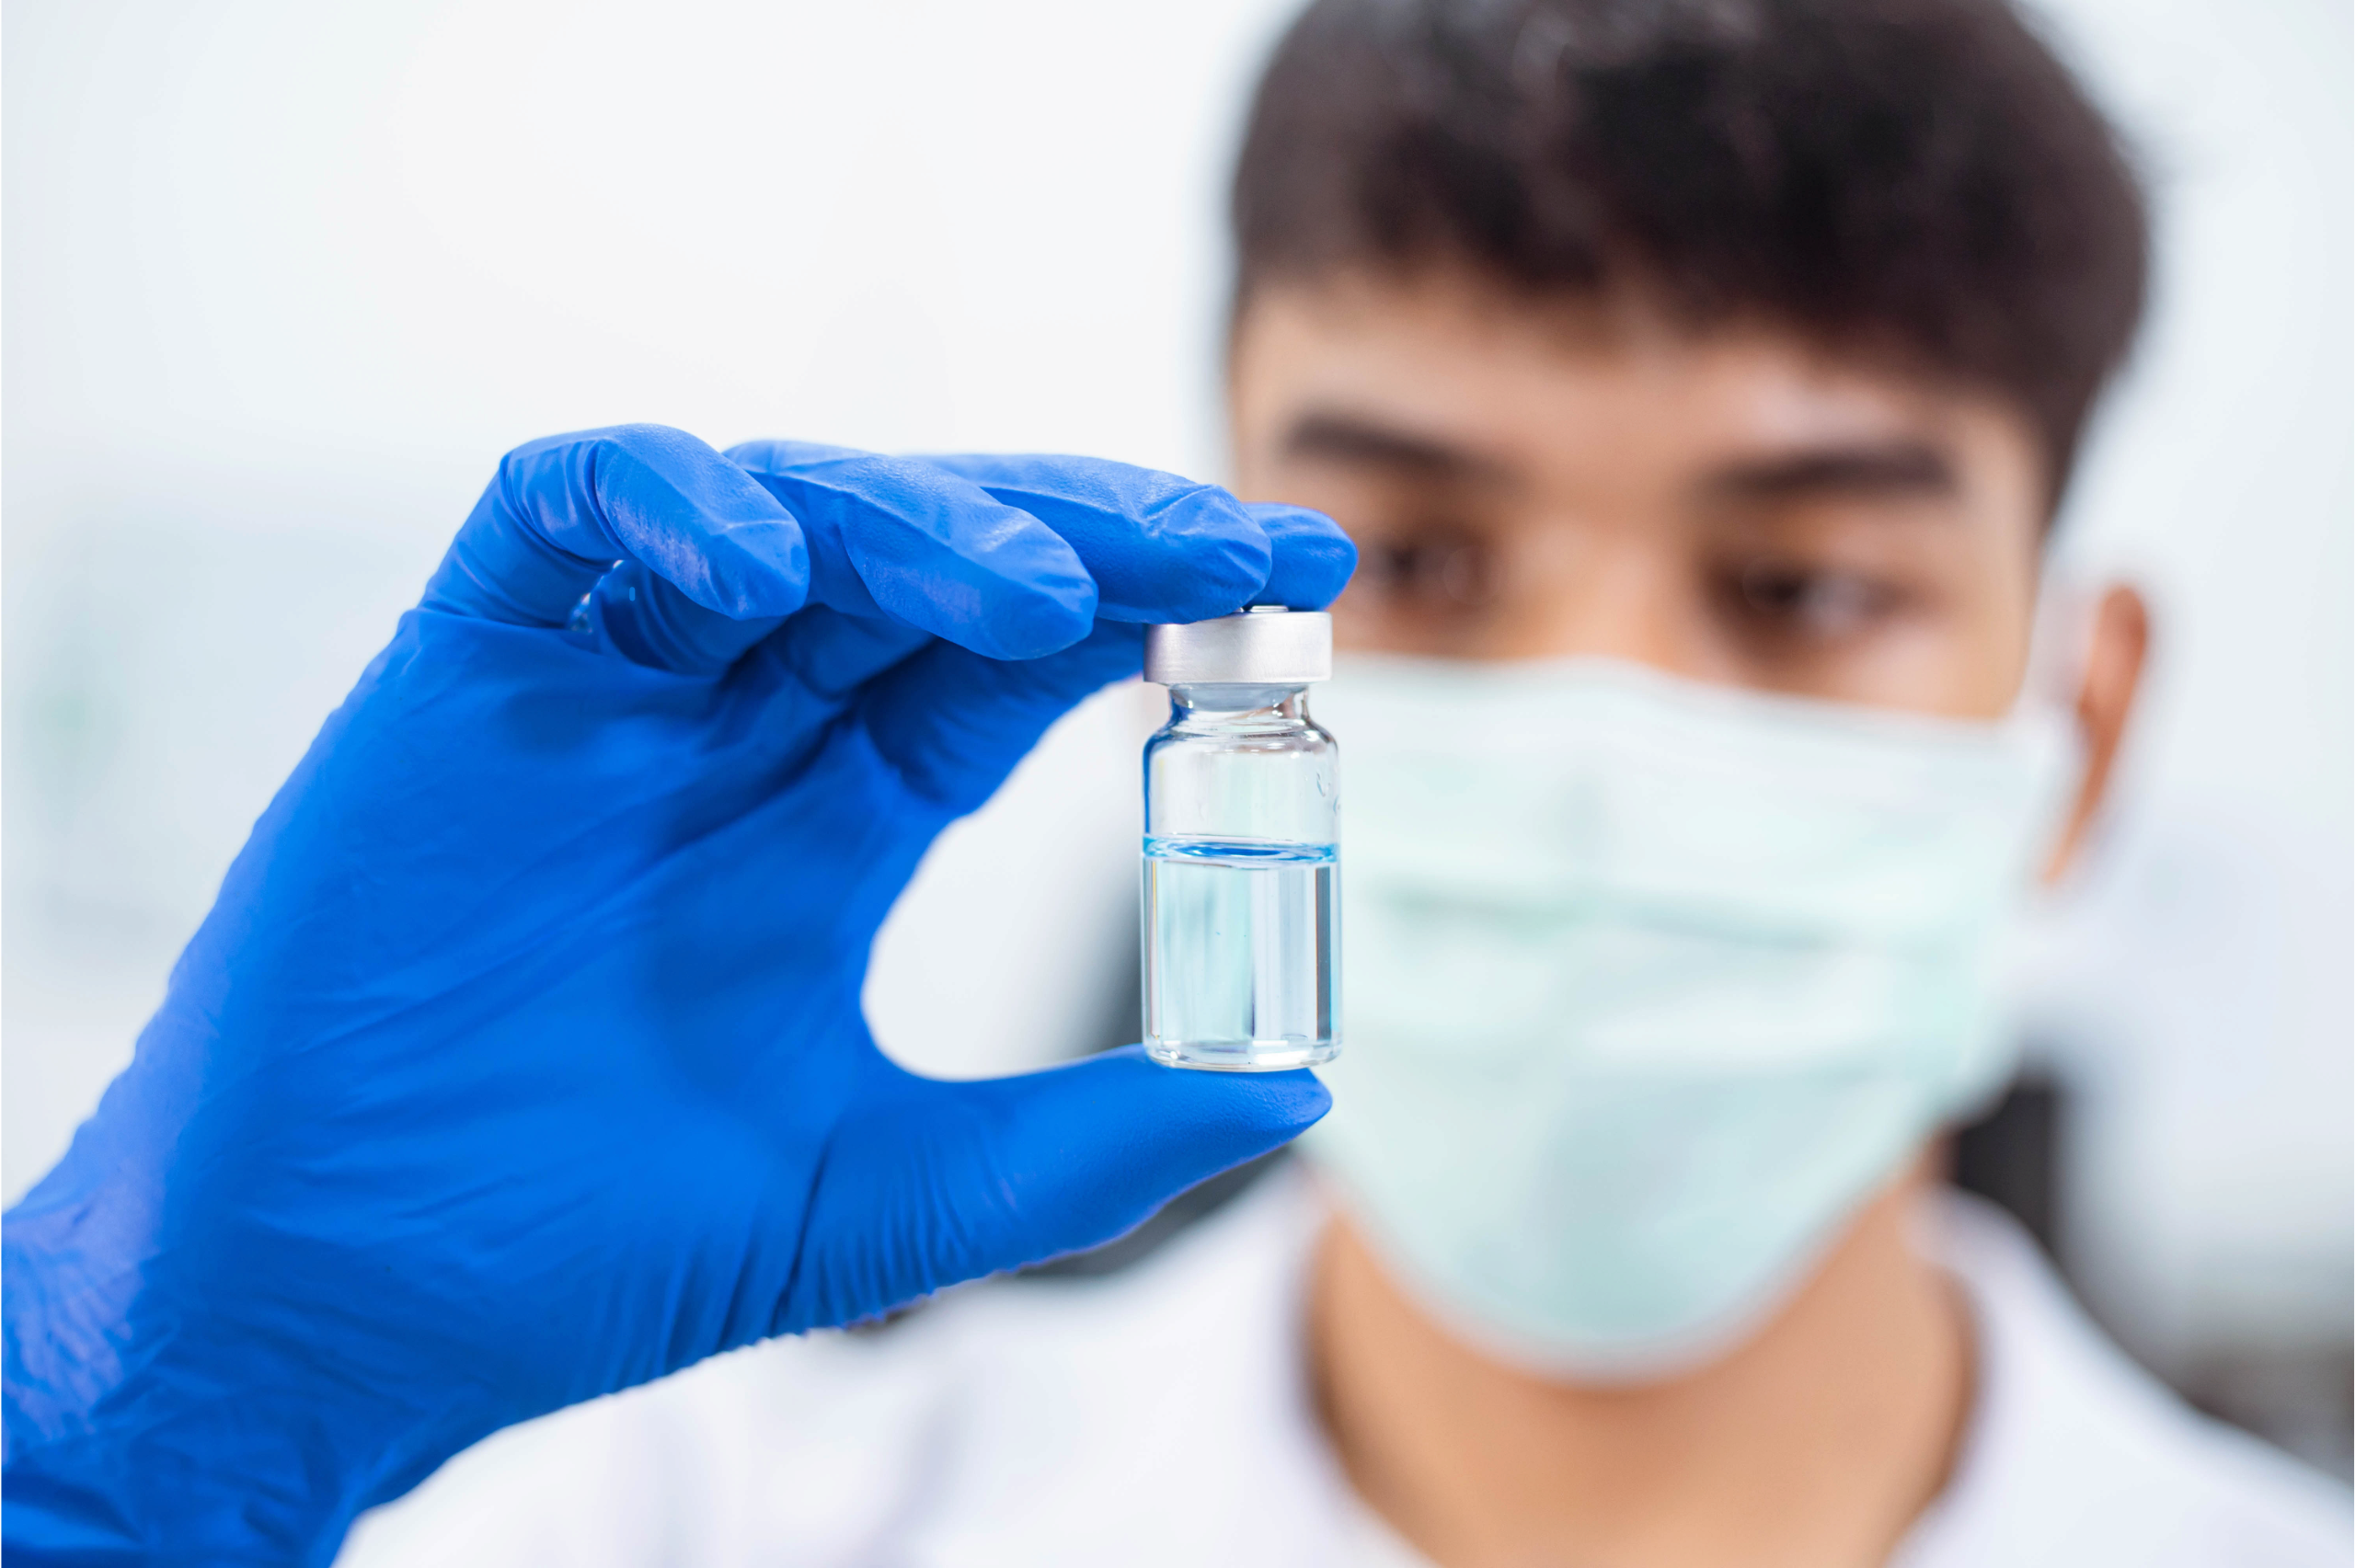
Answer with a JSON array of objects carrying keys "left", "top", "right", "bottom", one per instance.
[{"left": 341, "top": 1169, "right": 2349, "bottom": 1567}]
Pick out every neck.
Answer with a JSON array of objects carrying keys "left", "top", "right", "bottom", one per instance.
[{"left": 1307, "top": 1165, "right": 1971, "bottom": 1568}]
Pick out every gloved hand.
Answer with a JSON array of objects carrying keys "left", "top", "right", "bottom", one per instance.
[{"left": 1, "top": 426, "right": 1355, "bottom": 1565}]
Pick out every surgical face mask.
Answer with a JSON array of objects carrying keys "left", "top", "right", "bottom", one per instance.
[{"left": 1304, "top": 655, "right": 2079, "bottom": 1379}]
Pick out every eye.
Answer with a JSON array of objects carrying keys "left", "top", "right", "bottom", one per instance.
[
  {"left": 1361, "top": 527, "right": 1499, "bottom": 610},
  {"left": 1721, "top": 556, "right": 1902, "bottom": 639}
]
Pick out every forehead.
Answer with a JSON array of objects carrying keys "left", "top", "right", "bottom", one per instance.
[{"left": 1229, "top": 273, "right": 2041, "bottom": 509}]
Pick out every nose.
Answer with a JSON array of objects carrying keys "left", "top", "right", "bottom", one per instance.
[{"left": 1481, "top": 526, "right": 1708, "bottom": 676}]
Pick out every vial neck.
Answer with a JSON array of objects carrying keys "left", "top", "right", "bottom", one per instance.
[{"left": 1167, "top": 684, "right": 1309, "bottom": 727}]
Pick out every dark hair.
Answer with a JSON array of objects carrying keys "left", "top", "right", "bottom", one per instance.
[{"left": 1230, "top": 0, "right": 2149, "bottom": 500}]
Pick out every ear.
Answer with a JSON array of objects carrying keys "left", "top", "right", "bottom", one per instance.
[{"left": 2041, "top": 583, "right": 2151, "bottom": 883}]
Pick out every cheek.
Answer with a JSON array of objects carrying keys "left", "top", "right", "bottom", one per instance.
[
  {"left": 1831, "top": 562, "right": 2037, "bottom": 719},
  {"left": 1904, "top": 416, "right": 2043, "bottom": 716},
  {"left": 1844, "top": 619, "right": 2026, "bottom": 717},
  {"left": 1926, "top": 521, "right": 2041, "bottom": 717},
  {"left": 1327, "top": 595, "right": 1407, "bottom": 655}
]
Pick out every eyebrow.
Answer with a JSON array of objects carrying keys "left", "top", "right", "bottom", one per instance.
[
  {"left": 1281, "top": 410, "right": 1515, "bottom": 486},
  {"left": 1704, "top": 441, "right": 1958, "bottom": 504}
]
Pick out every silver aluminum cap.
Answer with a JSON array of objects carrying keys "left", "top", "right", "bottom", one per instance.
[{"left": 1143, "top": 607, "right": 1332, "bottom": 686}]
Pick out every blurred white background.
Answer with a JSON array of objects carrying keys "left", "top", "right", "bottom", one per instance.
[{"left": 6, "top": 0, "right": 2347, "bottom": 1471}]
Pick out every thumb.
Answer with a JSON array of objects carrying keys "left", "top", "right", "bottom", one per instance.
[{"left": 775, "top": 1047, "right": 1329, "bottom": 1333}]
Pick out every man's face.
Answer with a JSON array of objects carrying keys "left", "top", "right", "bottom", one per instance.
[{"left": 1229, "top": 274, "right": 2047, "bottom": 722}]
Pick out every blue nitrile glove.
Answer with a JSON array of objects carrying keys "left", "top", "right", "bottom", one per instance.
[{"left": 2, "top": 425, "right": 1355, "bottom": 1565}]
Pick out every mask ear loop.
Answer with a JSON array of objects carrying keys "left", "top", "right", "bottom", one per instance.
[
  {"left": 2018, "top": 573, "right": 2098, "bottom": 717},
  {"left": 2009, "top": 574, "right": 2101, "bottom": 878},
  {"left": 1991, "top": 577, "right": 2105, "bottom": 1057}
]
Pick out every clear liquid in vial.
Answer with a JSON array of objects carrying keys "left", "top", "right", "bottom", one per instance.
[{"left": 1143, "top": 836, "right": 1339, "bottom": 1070}]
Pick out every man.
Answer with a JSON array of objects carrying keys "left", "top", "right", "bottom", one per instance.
[
  {"left": 337, "top": 0, "right": 2342, "bottom": 1561},
  {"left": 7, "top": 1, "right": 2348, "bottom": 1564}
]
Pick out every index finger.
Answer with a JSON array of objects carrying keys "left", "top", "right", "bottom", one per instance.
[
  {"left": 421, "top": 424, "right": 810, "bottom": 629},
  {"left": 725, "top": 441, "right": 1098, "bottom": 663},
  {"left": 918, "top": 453, "right": 1280, "bottom": 624}
]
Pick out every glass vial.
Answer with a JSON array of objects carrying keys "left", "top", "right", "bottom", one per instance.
[{"left": 1140, "top": 607, "right": 1339, "bottom": 1070}]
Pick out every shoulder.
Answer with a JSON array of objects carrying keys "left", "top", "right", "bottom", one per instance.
[
  {"left": 1897, "top": 1192, "right": 2351, "bottom": 1568},
  {"left": 849, "top": 1162, "right": 1357, "bottom": 1563}
]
